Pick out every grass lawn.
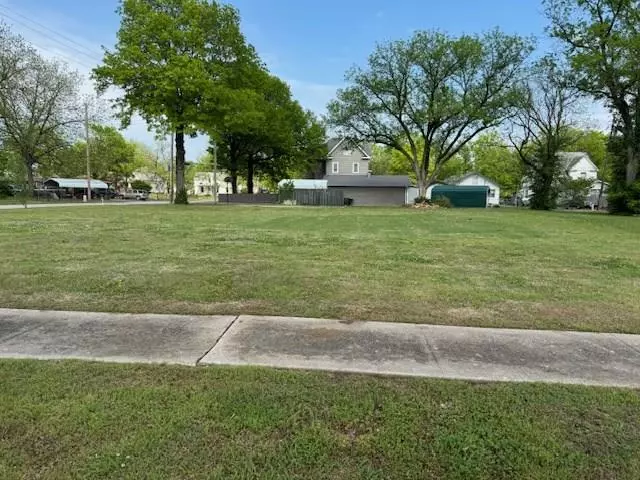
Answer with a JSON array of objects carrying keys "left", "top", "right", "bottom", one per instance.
[
  {"left": 1, "top": 205, "right": 639, "bottom": 332},
  {"left": 0, "top": 360, "right": 639, "bottom": 479}
]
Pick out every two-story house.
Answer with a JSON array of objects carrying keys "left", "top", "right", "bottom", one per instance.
[
  {"left": 520, "top": 152, "right": 607, "bottom": 206},
  {"left": 321, "top": 137, "right": 411, "bottom": 205}
]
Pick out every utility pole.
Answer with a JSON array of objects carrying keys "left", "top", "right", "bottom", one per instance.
[
  {"left": 169, "top": 132, "right": 174, "bottom": 204},
  {"left": 84, "top": 102, "right": 91, "bottom": 201},
  {"left": 212, "top": 142, "right": 218, "bottom": 203}
]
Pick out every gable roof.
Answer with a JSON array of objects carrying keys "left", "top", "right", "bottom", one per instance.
[
  {"left": 557, "top": 152, "right": 598, "bottom": 173},
  {"left": 44, "top": 178, "right": 109, "bottom": 189},
  {"left": 327, "top": 137, "right": 372, "bottom": 159},
  {"left": 444, "top": 172, "right": 501, "bottom": 188},
  {"left": 327, "top": 175, "right": 410, "bottom": 188}
]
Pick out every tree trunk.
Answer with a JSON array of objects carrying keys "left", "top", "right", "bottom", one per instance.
[
  {"left": 626, "top": 146, "right": 639, "bottom": 185},
  {"left": 247, "top": 158, "right": 255, "bottom": 194},
  {"left": 174, "top": 126, "right": 188, "bottom": 204},
  {"left": 25, "top": 156, "right": 35, "bottom": 191}
]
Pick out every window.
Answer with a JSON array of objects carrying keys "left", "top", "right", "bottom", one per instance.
[
  {"left": 489, "top": 189, "right": 496, "bottom": 198},
  {"left": 199, "top": 186, "right": 204, "bottom": 193},
  {"left": 580, "top": 172, "right": 587, "bottom": 178},
  {"left": 343, "top": 149, "right": 353, "bottom": 156},
  {"left": 352, "top": 162, "right": 360, "bottom": 174},
  {"left": 332, "top": 162, "right": 339, "bottom": 174}
]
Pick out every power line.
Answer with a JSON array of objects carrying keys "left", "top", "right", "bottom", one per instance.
[
  {"left": 0, "top": 3, "right": 104, "bottom": 59},
  {"left": 0, "top": 10, "right": 101, "bottom": 65}
]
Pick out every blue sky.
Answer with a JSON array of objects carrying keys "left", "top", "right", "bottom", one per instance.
[{"left": 0, "top": 0, "right": 567, "bottom": 159}]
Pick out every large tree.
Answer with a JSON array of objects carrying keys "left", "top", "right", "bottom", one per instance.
[
  {"left": 93, "top": 0, "right": 256, "bottom": 204},
  {"left": 209, "top": 68, "right": 326, "bottom": 193},
  {"left": 0, "top": 23, "right": 83, "bottom": 190},
  {"left": 327, "top": 29, "right": 533, "bottom": 196},
  {"left": 508, "top": 58, "right": 581, "bottom": 210},
  {"left": 545, "top": 0, "right": 640, "bottom": 212}
]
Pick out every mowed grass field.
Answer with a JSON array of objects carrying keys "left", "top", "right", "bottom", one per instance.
[
  {"left": 1, "top": 361, "right": 639, "bottom": 479},
  {"left": 1, "top": 205, "right": 639, "bottom": 332}
]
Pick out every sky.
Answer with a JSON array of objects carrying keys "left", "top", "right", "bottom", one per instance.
[{"left": 0, "top": 0, "right": 605, "bottom": 161}]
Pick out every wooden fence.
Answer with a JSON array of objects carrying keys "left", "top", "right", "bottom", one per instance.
[{"left": 290, "top": 189, "right": 344, "bottom": 206}]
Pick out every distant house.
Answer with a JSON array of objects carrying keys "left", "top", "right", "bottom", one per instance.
[
  {"left": 445, "top": 173, "right": 501, "bottom": 207},
  {"left": 520, "top": 152, "right": 607, "bottom": 206},
  {"left": 130, "top": 170, "right": 166, "bottom": 194},
  {"left": 321, "top": 138, "right": 411, "bottom": 206},
  {"left": 193, "top": 172, "right": 264, "bottom": 196}
]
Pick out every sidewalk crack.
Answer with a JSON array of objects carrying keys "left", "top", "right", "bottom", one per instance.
[{"left": 195, "top": 315, "right": 239, "bottom": 366}]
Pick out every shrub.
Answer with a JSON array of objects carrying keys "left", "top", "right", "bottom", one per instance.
[
  {"left": 432, "top": 197, "right": 452, "bottom": 208},
  {"left": 130, "top": 180, "right": 152, "bottom": 192},
  {"left": 278, "top": 180, "right": 295, "bottom": 203},
  {"left": 414, "top": 196, "right": 428, "bottom": 204},
  {"left": 608, "top": 181, "right": 640, "bottom": 215},
  {"left": 0, "top": 179, "right": 14, "bottom": 198}
]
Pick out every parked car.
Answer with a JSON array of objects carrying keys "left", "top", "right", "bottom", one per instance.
[{"left": 118, "top": 189, "right": 149, "bottom": 201}]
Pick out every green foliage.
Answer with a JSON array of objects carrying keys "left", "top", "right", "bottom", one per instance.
[
  {"left": 209, "top": 66, "right": 327, "bottom": 193},
  {"left": 131, "top": 180, "right": 152, "bottom": 192},
  {"left": 546, "top": 0, "right": 640, "bottom": 212},
  {"left": 470, "top": 132, "right": 524, "bottom": 198},
  {"left": 93, "top": 0, "right": 257, "bottom": 197},
  {"left": 278, "top": 180, "right": 295, "bottom": 202},
  {"left": 566, "top": 129, "right": 611, "bottom": 180},
  {"left": 608, "top": 181, "right": 640, "bottom": 215},
  {"left": 0, "top": 23, "right": 83, "bottom": 188},
  {"left": 328, "top": 29, "right": 533, "bottom": 195},
  {"left": 0, "top": 178, "right": 12, "bottom": 197},
  {"left": 433, "top": 197, "right": 453, "bottom": 208},
  {"left": 559, "top": 178, "right": 594, "bottom": 209},
  {"left": 511, "top": 57, "right": 579, "bottom": 210},
  {"left": 414, "top": 196, "right": 428, "bottom": 204}
]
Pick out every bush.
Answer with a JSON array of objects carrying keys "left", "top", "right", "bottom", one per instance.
[
  {"left": 130, "top": 180, "right": 152, "bottom": 192},
  {"left": 344, "top": 197, "right": 354, "bottom": 206},
  {"left": 608, "top": 182, "right": 640, "bottom": 215},
  {"left": 432, "top": 197, "right": 452, "bottom": 208},
  {"left": 278, "top": 180, "right": 295, "bottom": 203},
  {"left": 0, "top": 179, "right": 14, "bottom": 198},
  {"left": 414, "top": 196, "right": 428, "bottom": 204}
]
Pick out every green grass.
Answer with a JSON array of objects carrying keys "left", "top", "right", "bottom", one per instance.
[
  {"left": 0, "top": 360, "right": 639, "bottom": 479},
  {"left": 1, "top": 205, "right": 639, "bottom": 332}
]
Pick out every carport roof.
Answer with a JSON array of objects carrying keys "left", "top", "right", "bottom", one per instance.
[
  {"left": 45, "top": 178, "right": 109, "bottom": 189},
  {"left": 327, "top": 175, "right": 410, "bottom": 188}
]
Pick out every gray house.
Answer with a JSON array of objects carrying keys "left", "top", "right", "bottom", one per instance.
[{"left": 323, "top": 138, "right": 410, "bottom": 205}]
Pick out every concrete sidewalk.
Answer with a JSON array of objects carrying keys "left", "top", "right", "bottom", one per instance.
[{"left": 1, "top": 308, "right": 639, "bottom": 388}]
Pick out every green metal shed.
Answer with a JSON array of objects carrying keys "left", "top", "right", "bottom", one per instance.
[{"left": 431, "top": 185, "right": 489, "bottom": 208}]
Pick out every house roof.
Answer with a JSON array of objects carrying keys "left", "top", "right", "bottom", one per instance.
[
  {"left": 278, "top": 179, "right": 328, "bottom": 190},
  {"left": 444, "top": 172, "right": 501, "bottom": 187},
  {"left": 327, "top": 137, "right": 373, "bottom": 158},
  {"left": 327, "top": 175, "right": 410, "bottom": 188},
  {"left": 44, "top": 178, "right": 109, "bottom": 189},
  {"left": 557, "top": 152, "right": 595, "bottom": 172}
]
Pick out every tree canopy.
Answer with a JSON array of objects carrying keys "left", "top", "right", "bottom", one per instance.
[
  {"left": 328, "top": 29, "right": 533, "bottom": 196},
  {"left": 0, "top": 22, "right": 83, "bottom": 189},
  {"left": 93, "top": 0, "right": 257, "bottom": 203},
  {"left": 545, "top": 0, "right": 640, "bottom": 212}
]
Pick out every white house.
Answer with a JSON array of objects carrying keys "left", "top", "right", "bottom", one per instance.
[
  {"left": 446, "top": 173, "right": 501, "bottom": 206},
  {"left": 130, "top": 170, "right": 166, "bottom": 194},
  {"left": 520, "top": 152, "right": 606, "bottom": 206}
]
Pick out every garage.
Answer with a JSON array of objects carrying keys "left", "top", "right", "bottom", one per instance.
[{"left": 327, "top": 175, "right": 410, "bottom": 206}]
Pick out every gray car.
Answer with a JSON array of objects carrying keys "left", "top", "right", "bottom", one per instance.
[{"left": 119, "top": 189, "right": 149, "bottom": 201}]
